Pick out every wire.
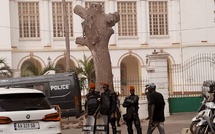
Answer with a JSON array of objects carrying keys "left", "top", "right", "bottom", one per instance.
[{"left": 0, "top": 25, "right": 215, "bottom": 35}]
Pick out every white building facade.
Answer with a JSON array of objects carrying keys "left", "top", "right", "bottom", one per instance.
[{"left": 1, "top": 0, "right": 215, "bottom": 117}]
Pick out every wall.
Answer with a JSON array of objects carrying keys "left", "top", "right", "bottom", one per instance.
[
  {"left": 0, "top": 0, "right": 12, "bottom": 66},
  {"left": 169, "top": 96, "right": 203, "bottom": 113}
]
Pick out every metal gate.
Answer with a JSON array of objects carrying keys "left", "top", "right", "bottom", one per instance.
[
  {"left": 169, "top": 53, "right": 215, "bottom": 113},
  {"left": 169, "top": 53, "right": 215, "bottom": 96}
]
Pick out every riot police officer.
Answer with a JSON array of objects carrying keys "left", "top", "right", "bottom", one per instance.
[
  {"left": 123, "top": 85, "right": 142, "bottom": 134},
  {"left": 100, "top": 82, "right": 117, "bottom": 134},
  {"left": 85, "top": 83, "right": 100, "bottom": 117}
]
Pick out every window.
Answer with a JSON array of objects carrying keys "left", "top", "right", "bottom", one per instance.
[
  {"left": 52, "top": 2, "right": 73, "bottom": 37},
  {"left": 85, "top": 2, "right": 105, "bottom": 10},
  {"left": 0, "top": 93, "right": 51, "bottom": 112},
  {"left": 149, "top": 1, "right": 168, "bottom": 36},
  {"left": 117, "top": 2, "right": 137, "bottom": 36},
  {"left": 18, "top": 2, "right": 40, "bottom": 38}
]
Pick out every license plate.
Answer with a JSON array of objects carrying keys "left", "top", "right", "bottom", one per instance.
[{"left": 14, "top": 122, "right": 40, "bottom": 130}]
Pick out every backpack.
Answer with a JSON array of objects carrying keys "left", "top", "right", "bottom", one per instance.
[
  {"left": 100, "top": 90, "right": 117, "bottom": 115},
  {"left": 100, "top": 93, "right": 110, "bottom": 109},
  {"left": 86, "top": 94, "right": 99, "bottom": 115}
]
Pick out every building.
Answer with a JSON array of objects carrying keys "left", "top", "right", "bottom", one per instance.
[{"left": 1, "top": 0, "right": 215, "bottom": 117}]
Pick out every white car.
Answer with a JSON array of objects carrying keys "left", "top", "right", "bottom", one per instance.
[{"left": 0, "top": 87, "right": 61, "bottom": 134}]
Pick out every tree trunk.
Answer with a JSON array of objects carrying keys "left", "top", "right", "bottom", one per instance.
[{"left": 74, "top": 4, "right": 119, "bottom": 91}]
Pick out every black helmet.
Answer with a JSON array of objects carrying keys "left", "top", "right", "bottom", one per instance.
[{"left": 148, "top": 83, "right": 156, "bottom": 89}]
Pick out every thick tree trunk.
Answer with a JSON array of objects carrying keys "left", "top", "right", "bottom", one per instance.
[
  {"left": 74, "top": 4, "right": 119, "bottom": 91},
  {"left": 91, "top": 45, "right": 113, "bottom": 90}
]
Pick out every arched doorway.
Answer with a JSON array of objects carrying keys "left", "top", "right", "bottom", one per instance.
[
  {"left": 55, "top": 57, "right": 76, "bottom": 73},
  {"left": 21, "top": 58, "right": 42, "bottom": 77},
  {"left": 120, "top": 55, "right": 142, "bottom": 96}
]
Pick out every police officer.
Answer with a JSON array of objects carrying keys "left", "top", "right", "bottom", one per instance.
[
  {"left": 85, "top": 83, "right": 100, "bottom": 118},
  {"left": 100, "top": 82, "right": 117, "bottom": 134},
  {"left": 116, "top": 92, "right": 121, "bottom": 127},
  {"left": 123, "top": 86, "right": 142, "bottom": 134}
]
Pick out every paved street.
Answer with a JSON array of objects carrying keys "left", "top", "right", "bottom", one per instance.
[{"left": 62, "top": 112, "right": 196, "bottom": 134}]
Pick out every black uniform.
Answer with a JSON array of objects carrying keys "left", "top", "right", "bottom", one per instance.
[
  {"left": 85, "top": 91, "right": 100, "bottom": 115},
  {"left": 100, "top": 89, "right": 117, "bottom": 134},
  {"left": 116, "top": 97, "right": 121, "bottom": 126},
  {"left": 123, "top": 94, "right": 142, "bottom": 134}
]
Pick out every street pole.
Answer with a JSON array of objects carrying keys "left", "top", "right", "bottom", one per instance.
[
  {"left": 179, "top": 0, "right": 184, "bottom": 94},
  {"left": 62, "top": 0, "right": 70, "bottom": 72}
]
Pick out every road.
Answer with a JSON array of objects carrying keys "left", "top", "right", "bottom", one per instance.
[{"left": 62, "top": 112, "right": 196, "bottom": 134}]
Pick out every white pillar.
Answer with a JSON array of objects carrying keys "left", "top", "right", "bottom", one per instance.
[
  {"left": 108, "top": 0, "right": 117, "bottom": 46},
  {"left": 12, "top": 69, "right": 21, "bottom": 78},
  {"left": 0, "top": 0, "right": 11, "bottom": 49},
  {"left": 41, "top": 0, "right": 52, "bottom": 46},
  {"left": 112, "top": 66, "right": 121, "bottom": 93},
  {"left": 139, "top": 0, "right": 146, "bottom": 44},
  {"left": 169, "top": 0, "right": 180, "bottom": 44},
  {"left": 147, "top": 53, "right": 170, "bottom": 116}
]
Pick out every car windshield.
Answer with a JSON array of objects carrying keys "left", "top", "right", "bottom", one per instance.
[{"left": 0, "top": 93, "right": 51, "bottom": 112}]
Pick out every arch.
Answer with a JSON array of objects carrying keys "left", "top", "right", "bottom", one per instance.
[
  {"left": 167, "top": 53, "right": 175, "bottom": 65},
  {"left": 119, "top": 53, "right": 142, "bottom": 96},
  {"left": 117, "top": 51, "right": 144, "bottom": 67},
  {"left": 54, "top": 54, "right": 78, "bottom": 73},
  {"left": 17, "top": 55, "right": 45, "bottom": 70},
  {"left": 167, "top": 54, "right": 175, "bottom": 95},
  {"left": 20, "top": 57, "right": 43, "bottom": 77},
  {"left": 53, "top": 54, "right": 78, "bottom": 67}
]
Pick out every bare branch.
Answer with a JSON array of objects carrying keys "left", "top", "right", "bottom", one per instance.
[
  {"left": 75, "top": 37, "right": 87, "bottom": 46},
  {"left": 106, "top": 12, "right": 120, "bottom": 27},
  {"left": 74, "top": 5, "right": 87, "bottom": 19}
]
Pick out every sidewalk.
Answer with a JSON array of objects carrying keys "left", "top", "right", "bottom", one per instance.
[
  {"left": 126, "top": 112, "right": 195, "bottom": 134},
  {"left": 62, "top": 112, "right": 196, "bottom": 134}
]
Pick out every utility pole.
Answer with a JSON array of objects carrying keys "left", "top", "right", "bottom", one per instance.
[{"left": 62, "top": 0, "right": 70, "bottom": 72}]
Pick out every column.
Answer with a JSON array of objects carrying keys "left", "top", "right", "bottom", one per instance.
[
  {"left": 108, "top": 0, "right": 117, "bottom": 46},
  {"left": 112, "top": 66, "right": 121, "bottom": 93},
  {"left": 146, "top": 53, "right": 170, "bottom": 116},
  {"left": 41, "top": 0, "right": 52, "bottom": 47}
]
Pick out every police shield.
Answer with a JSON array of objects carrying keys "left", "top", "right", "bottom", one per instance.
[
  {"left": 95, "top": 115, "right": 108, "bottom": 134},
  {"left": 82, "top": 116, "right": 95, "bottom": 134}
]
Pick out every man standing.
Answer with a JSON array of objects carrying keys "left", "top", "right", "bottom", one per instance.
[
  {"left": 122, "top": 86, "right": 142, "bottom": 134},
  {"left": 85, "top": 83, "right": 100, "bottom": 117},
  {"left": 145, "top": 84, "right": 151, "bottom": 120},
  {"left": 84, "top": 83, "right": 100, "bottom": 134},
  {"left": 116, "top": 92, "right": 121, "bottom": 127},
  {"left": 146, "top": 83, "right": 165, "bottom": 134},
  {"left": 100, "top": 82, "right": 117, "bottom": 134}
]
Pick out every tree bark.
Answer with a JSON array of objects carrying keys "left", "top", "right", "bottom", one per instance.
[{"left": 74, "top": 4, "right": 119, "bottom": 91}]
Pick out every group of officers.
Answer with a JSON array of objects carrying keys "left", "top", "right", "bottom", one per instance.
[{"left": 84, "top": 82, "right": 165, "bottom": 134}]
